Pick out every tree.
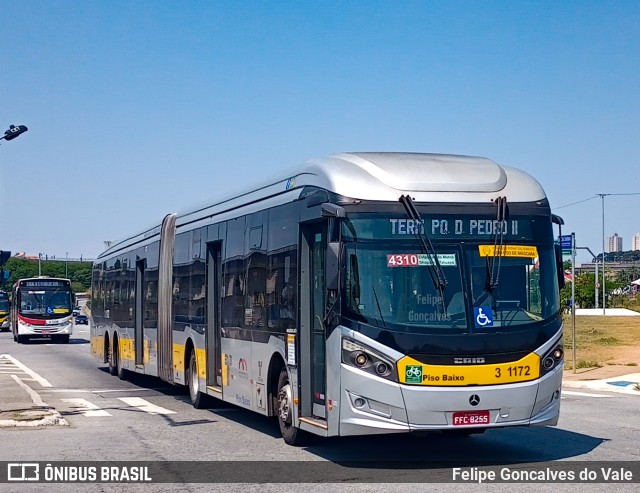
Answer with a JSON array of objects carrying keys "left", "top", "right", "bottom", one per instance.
[
  {"left": 0, "top": 258, "right": 93, "bottom": 292},
  {"left": 561, "top": 271, "right": 625, "bottom": 309},
  {"left": 574, "top": 273, "right": 596, "bottom": 309}
]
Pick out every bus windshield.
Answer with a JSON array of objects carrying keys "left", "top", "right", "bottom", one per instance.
[
  {"left": 0, "top": 294, "right": 8, "bottom": 312},
  {"left": 18, "top": 287, "right": 73, "bottom": 318},
  {"left": 341, "top": 213, "right": 560, "bottom": 334}
]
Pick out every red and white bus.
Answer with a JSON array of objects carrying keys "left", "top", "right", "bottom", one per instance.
[{"left": 11, "top": 277, "right": 74, "bottom": 343}]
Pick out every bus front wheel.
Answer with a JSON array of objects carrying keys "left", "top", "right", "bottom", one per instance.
[
  {"left": 276, "top": 368, "right": 306, "bottom": 446},
  {"left": 187, "top": 350, "right": 208, "bottom": 409}
]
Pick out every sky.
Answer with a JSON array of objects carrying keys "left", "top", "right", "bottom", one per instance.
[{"left": 1, "top": 1, "right": 639, "bottom": 264}]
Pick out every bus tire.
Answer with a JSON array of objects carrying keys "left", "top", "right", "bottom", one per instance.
[
  {"left": 187, "top": 350, "right": 208, "bottom": 409},
  {"left": 54, "top": 335, "right": 70, "bottom": 344},
  {"left": 276, "top": 368, "right": 306, "bottom": 446},
  {"left": 17, "top": 335, "right": 28, "bottom": 344},
  {"left": 108, "top": 337, "right": 118, "bottom": 376}
]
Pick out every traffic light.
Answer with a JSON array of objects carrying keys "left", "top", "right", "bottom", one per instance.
[
  {"left": 2, "top": 125, "right": 28, "bottom": 141},
  {"left": 0, "top": 251, "right": 10, "bottom": 265}
]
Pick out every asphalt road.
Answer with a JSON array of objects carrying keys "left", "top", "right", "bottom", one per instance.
[{"left": 0, "top": 327, "right": 638, "bottom": 493}]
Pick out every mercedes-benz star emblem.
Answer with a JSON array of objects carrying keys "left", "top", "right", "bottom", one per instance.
[{"left": 469, "top": 394, "right": 480, "bottom": 406}]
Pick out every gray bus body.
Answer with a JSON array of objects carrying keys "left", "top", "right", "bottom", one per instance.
[{"left": 91, "top": 152, "right": 564, "bottom": 444}]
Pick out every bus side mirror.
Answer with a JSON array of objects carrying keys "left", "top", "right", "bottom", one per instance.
[
  {"left": 326, "top": 242, "right": 340, "bottom": 291},
  {"left": 555, "top": 244, "right": 565, "bottom": 291}
]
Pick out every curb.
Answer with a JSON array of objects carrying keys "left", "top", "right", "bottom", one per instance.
[
  {"left": 0, "top": 409, "right": 69, "bottom": 428},
  {"left": 0, "top": 362, "right": 69, "bottom": 428},
  {"left": 562, "top": 376, "right": 640, "bottom": 396}
]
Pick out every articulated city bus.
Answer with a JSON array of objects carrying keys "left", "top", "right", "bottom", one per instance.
[
  {"left": 0, "top": 290, "right": 10, "bottom": 331},
  {"left": 90, "top": 152, "right": 565, "bottom": 445},
  {"left": 11, "top": 277, "right": 74, "bottom": 343}
]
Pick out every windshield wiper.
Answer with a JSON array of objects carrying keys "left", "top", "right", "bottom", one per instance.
[
  {"left": 399, "top": 195, "right": 448, "bottom": 314},
  {"left": 481, "top": 196, "right": 509, "bottom": 304},
  {"left": 371, "top": 286, "right": 388, "bottom": 328}
]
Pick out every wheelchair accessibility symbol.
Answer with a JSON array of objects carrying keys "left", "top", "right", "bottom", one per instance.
[{"left": 473, "top": 307, "right": 494, "bottom": 328}]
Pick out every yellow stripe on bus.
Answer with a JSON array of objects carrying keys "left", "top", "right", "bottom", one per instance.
[
  {"left": 397, "top": 352, "right": 541, "bottom": 386},
  {"left": 196, "top": 347, "right": 206, "bottom": 379},
  {"left": 173, "top": 343, "right": 185, "bottom": 373},
  {"left": 94, "top": 335, "right": 207, "bottom": 379},
  {"left": 90, "top": 336, "right": 103, "bottom": 358}
]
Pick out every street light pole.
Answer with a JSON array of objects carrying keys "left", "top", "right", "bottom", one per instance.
[
  {"left": 595, "top": 259, "right": 599, "bottom": 309},
  {"left": 38, "top": 253, "right": 42, "bottom": 276},
  {"left": 598, "top": 194, "right": 608, "bottom": 315},
  {"left": 65, "top": 252, "right": 68, "bottom": 278}
]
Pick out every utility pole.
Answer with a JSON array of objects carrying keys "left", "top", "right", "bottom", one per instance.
[
  {"left": 600, "top": 194, "right": 606, "bottom": 315},
  {"left": 571, "top": 232, "right": 576, "bottom": 373}
]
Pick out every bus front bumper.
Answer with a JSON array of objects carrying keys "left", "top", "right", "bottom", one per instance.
[
  {"left": 338, "top": 363, "right": 562, "bottom": 436},
  {"left": 17, "top": 321, "right": 73, "bottom": 336}
]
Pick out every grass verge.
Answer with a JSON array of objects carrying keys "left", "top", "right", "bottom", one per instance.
[{"left": 563, "top": 315, "right": 640, "bottom": 370}]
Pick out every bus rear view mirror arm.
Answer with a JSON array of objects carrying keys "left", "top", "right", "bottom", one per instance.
[{"left": 321, "top": 203, "right": 346, "bottom": 218}]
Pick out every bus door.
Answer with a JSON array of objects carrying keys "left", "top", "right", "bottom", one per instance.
[
  {"left": 206, "top": 242, "right": 223, "bottom": 390},
  {"left": 300, "top": 222, "right": 328, "bottom": 420},
  {"left": 134, "top": 259, "right": 145, "bottom": 366}
]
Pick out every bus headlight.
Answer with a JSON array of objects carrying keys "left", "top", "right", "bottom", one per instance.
[
  {"left": 375, "top": 362, "right": 390, "bottom": 376},
  {"left": 342, "top": 337, "right": 397, "bottom": 382},
  {"left": 540, "top": 343, "right": 564, "bottom": 375}
]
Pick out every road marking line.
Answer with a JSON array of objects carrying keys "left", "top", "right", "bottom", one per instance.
[
  {"left": 93, "top": 389, "right": 153, "bottom": 393},
  {"left": 61, "top": 398, "right": 112, "bottom": 417},
  {"left": 117, "top": 397, "right": 176, "bottom": 415},
  {"left": 0, "top": 354, "right": 52, "bottom": 387},
  {"left": 562, "top": 390, "right": 612, "bottom": 398},
  {"left": 44, "top": 389, "right": 93, "bottom": 393},
  {"left": 11, "top": 375, "right": 49, "bottom": 407}
]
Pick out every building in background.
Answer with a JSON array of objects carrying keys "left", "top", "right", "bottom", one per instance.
[
  {"left": 632, "top": 233, "right": 640, "bottom": 251},
  {"left": 608, "top": 233, "right": 623, "bottom": 252}
]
